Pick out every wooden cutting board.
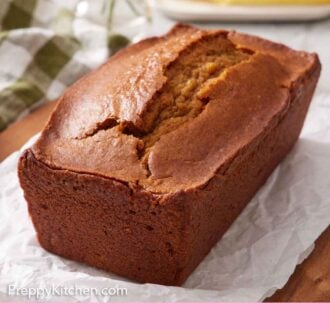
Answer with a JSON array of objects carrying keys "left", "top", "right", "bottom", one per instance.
[{"left": 0, "top": 101, "right": 329, "bottom": 302}]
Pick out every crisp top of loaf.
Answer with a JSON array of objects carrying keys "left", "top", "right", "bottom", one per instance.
[{"left": 31, "top": 24, "right": 319, "bottom": 194}]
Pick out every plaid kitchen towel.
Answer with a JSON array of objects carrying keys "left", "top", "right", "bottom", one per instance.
[{"left": 0, "top": 0, "right": 144, "bottom": 132}]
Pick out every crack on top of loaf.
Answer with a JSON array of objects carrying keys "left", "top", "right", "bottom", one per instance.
[
  {"left": 136, "top": 33, "right": 255, "bottom": 172},
  {"left": 72, "top": 31, "right": 256, "bottom": 179},
  {"left": 76, "top": 117, "right": 119, "bottom": 139}
]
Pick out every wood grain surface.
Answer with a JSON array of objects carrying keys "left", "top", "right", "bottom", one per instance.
[
  {"left": 0, "top": 101, "right": 56, "bottom": 161},
  {"left": 0, "top": 101, "right": 329, "bottom": 302}
]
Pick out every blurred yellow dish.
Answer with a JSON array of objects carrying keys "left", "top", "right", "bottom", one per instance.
[{"left": 198, "top": 0, "right": 330, "bottom": 4}]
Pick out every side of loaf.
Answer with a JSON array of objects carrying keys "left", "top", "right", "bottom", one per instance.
[{"left": 18, "top": 24, "right": 321, "bottom": 285}]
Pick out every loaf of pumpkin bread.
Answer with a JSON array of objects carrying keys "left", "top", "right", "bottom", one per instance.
[{"left": 18, "top": 24, "right": 321, "bottom": 285}]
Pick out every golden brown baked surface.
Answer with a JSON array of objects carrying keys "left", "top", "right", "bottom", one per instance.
[
  {"left": 31, "top": 24, "right": 318, "bottom": 194},
  {"left": 19, "top": 24, "right": 321, "bottom": 286}
]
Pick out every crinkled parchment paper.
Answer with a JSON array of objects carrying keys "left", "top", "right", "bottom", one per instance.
[{"left": 1, "top": 18, "right": 330, "bottom": 302}]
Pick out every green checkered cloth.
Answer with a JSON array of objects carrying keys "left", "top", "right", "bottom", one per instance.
[{"left": 0, "top": 0, "right": 139, "bottom": 132}]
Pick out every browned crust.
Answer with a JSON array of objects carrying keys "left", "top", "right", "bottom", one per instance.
[
  {"left": 29, "top": 24, "right": 320, "bottom": 196},
  {"left": 18, "top": 24, "right": 321, "bottom": 286}
]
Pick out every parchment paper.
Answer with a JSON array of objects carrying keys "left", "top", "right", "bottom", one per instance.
[
  {"left": 1, "top": 123, "right": 329, "bottom": 302},
  {"left": 1, "top": 16, "right": 330, "bottom": 302}
]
